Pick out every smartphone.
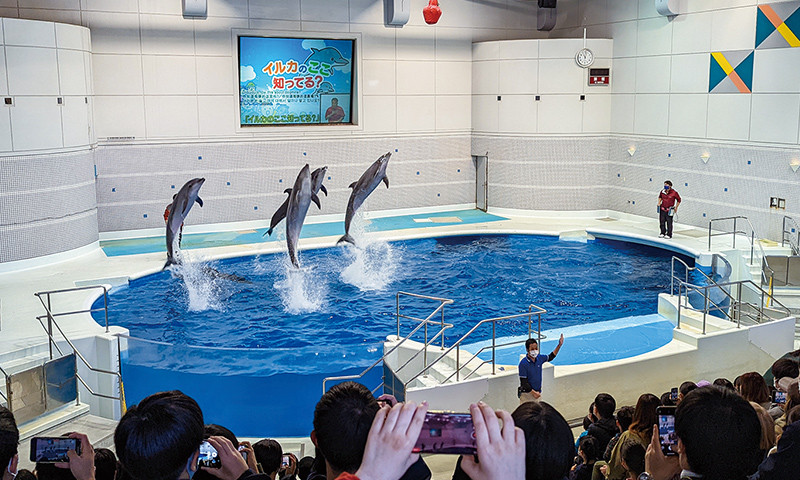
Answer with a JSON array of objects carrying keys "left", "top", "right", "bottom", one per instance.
[
  {"left": 413, "top": 412, "right": 477, "bottom": 455},
  {"left": 657, "top": 406, "right": 678, "bottom": 456},
  {"left": 773, "top": 390, "right": 787, "bottom": 404},
  {"left": 198, "top": 440, "right": 221, "bottom": 469},
  {"left": 670, "top": 387, "right": 678, "bottom": 402},
  {"left": 29, "top": 437, "right": 80, "bottom": 463},
  {"left": 238, "top": 445, "right": 248, "bottom": 462},
  {"left": 281, "top": 455, "right": 290, "bottom": 468}
]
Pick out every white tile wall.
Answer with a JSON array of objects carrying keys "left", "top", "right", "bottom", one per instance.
[
  {"left": 668, "top": 94, "right": 708, "bottom": 138},
  {"left": 435, "top": 62, "right": 471, "bottom": 95},
  {"left": 607, "top": 0, "right": 639, "bottom": 22},
  {"left": 361, "top": 95, "right": 396, "bottom": 132},
  {"left": 6, "top": 46, "right": 59, "bottom": 96},
  {"left": 139, "top": 0, "right": 182, "bottom": 15},
  {"left": 92, "top": 54, "right": 142, "bottom": 95},
  {"left": 609, "top": 21, "right": 638, "bottom": 58},
  {"left": 195, "top": 17, "right": 248, "bottom": 57},
  {"left": 198, "top": 95, "right": 237, "bottom": 137},
  {"left": 635, "top": 56, "right": 671, "bottom": 94},
  {"left": 753, "top": 48, "right": 800, "bottom": 94},
  {"left": 472, "top": 94, "right": 498, "bottom": 132},
  {"left": 498, "top": 94, "right": 536, "bottom": 133},
  {"left": 749, "top": 94, "right": 800, "bottom": 144},
  {"left": 396, "top": 26, "right": 435, "bottom": 61},
  {"left": 348, "top": 0, "right": 384, "bottom": 24},
  {"left": 583, "top": 94, "right": 611, "bottom": 133},
  {"left": 538, "top": 38, "right": 584, "bottom": 59},
  {"left": 435, "top": 27, "right": 472, "bottom": 62},
  {"left": 706, "top": 93, "right": 751, "bottom": 141},
  {"left": 140, "top": 14, "right": 195, "bottom": 56},
  {"left": 710, "top": 7, "right": 757, "bottom": 52},
  {"left": 635, "top": 17, "right": 672, "bottom": 57},
  {"left": 670, "top": 54, "right": 710, "bottom": 94},
  {"left": 94, "top": 95, "right": 146, "bottom": 138},
  {"left": 55, "top": 23, "right": 83, "bottom": 49},
  {"left": 57, "top": 48, "right": 87, "bottom": 95},
  {"left": 301, "top": 0, "right": 350, "bottom": 23},
  {"left": 671, "top": 11, "right": 712, "bottom": 55},
  {"left": 396, "top": 95, "right": 435, "bottom": 132},
  {"left": 10, "top": 96, "right": 62, "bottom": 150},
  {"left": 498, "top": 60, "right": 537, "bottom": 94},
  {"left": 633, "top": 94, "right": 669, "bottom": 135},
  {"left": 20, "top": 0, "right": 80, "bottom": 9},
  {"left": 537, "top": 95, "right": 583, "bottom": 133},
  {"left": 144, "top": 96, "right": 199, "bottom": 138},
  {"left": 435, "top": 95, "right": 471, "bottom": 131},
  {"left": 498, "top": 39, "right": 539, "bottom": 60},
  {"left": 142, "top": 55, "right": 198, "bottom": 95},
  {"left": 81, "top": 0, "right": 138, "bottom": 13},
  {"left": 196, "top": 57, "right": 234, "bottom": 95},
  {"left": 0, "top": 107, "right": 11, "bottom": 151},
  {"left": 396, "top": 61, "right": 435, "bottom": 95},
  {"left": 611, "top": 57, "right": 636, "bottom": 94},
  {"left": 248, "top": 0, "right": 301, "bottom": 21},
  {"left": 362, "top": 59, "right": 396, "bottom": 95},
  {"left": 61, "top": 96, "right": 90, "bottom": 146},
  {"left": 82, "top": 11, "right": 140, "bottom": 55},
  {"left": 3, "top": 17, "right": 54, "bottom": 47},
  {"left": 538, "top": 59, "right": 584, "bottom": 94},
  {"left": 356, "top": 24, "right": 395, "bottom": 60},
  {"left": 472, "top": 60, "right": 497, "bottom": 95},
  {"left": 0, "top": 49, "right": 8, "bottom": 96}
]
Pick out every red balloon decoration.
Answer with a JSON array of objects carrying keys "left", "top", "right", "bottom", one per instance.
[{"left": 423, "top": 0, "right": 442, "bottom": 24}]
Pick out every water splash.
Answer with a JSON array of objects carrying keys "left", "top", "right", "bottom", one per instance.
[
  {"left": 339, "top": 219, "right": 401, "bottom": 291},
  {"left": 274, "top": 258, "right": 327, "bottom": 314},
  {"left": 169, "top": 252, "right": 226, "bottom": 312}
]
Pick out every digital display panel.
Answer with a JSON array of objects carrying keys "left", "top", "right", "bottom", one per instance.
[{"left": 238, "top": 36, "right": 354, "bottom": 126}]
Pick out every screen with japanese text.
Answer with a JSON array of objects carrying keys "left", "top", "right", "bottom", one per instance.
[{"left": 238, "top": 36, "right": 354, "bottom": 126}]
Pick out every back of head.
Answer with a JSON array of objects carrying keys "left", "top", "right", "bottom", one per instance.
[
  {"left": 578, "top": 436, "right": 599, "bottom": 463},
  {"left": 659, "top": 392, "right": 675, "bottom": 407},
  {"left": 713, "top": 378, "right": 734, "bottom": 391},
  {"left": 15, "top": 469, "right": 36, "bottom": 480},
  {"left": 772, "top": 358, "right": 799, "bottom": 381},
  {"left": 594, "top": 393, "right": 616, "bottom": 420},
  {"left": 737, "top": 372, "right": 770, "bottom": 404},
  {"left": 313, "top": 382, "right": 378, "bottom": 474},
  {"left": 94, "top": 448, "right": 118, "bottom": 480},
  {"left": 297, "top": 456, "right": 315, "bottom": 480},
  {"left": 676, "top": 386, "right": 761, "bottom": 480},
  {"left": 620, "top": 439, "right": 645, "bottom": 477},
  {"left": 512, "top": 401, "right": 573, "bottom": 480},
  {"left": 616, "top": 406, "right": 635, "bottom": 433},
  {"left": 35, "top": 463, "right": 77, "bottom": 480},
  {"left": 253, "top": 439, "right": 282, "bottom": 475},
  {"left": 628, "top": 394, "right": 660, "bottom": 441},
  {"left": 114, "top": 390, "right": 204, "bottom": 480},
  {"left": 748, "top": 402, "right": 776, "bottom": 451},
  {"left": 786, "top": 405, "right": 800, "bottom": 424},
  {"left": 679, "top": 381, "right": 697, "bottom": 398},
  {"left": 0, "top": 406, "right": 19, "bottom": 472}
]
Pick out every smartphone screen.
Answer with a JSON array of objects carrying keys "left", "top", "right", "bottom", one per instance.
[
  {"left": 670, "top": 387, "right": 678, "bottom": 402},
  {"left": 773, "top": 391, "right": 787, "bottom": 404},
  {"left": 657, "top": 407, "right": 678, "bottom": 456},
  {"left": 198, "top": 441, "right": 221, "bottom": 469},
  {"left": 281, "top": 455, "right": 290, "bottom": 468},
  {"left": 29, "top": 437, "right": 80, "bottom": 463},
  {"left": 413, "top": 412, "right": 476, "bottom": 455}
]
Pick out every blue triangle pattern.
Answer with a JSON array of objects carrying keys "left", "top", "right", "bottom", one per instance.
[
  {"left": 734, "top": 51, "right": 754, "bottom": 91},
  {"left": 708, "top": 55, "right": 728, "bottom": 92},
  {"left": 756, "top": 7, "right": 777, "bottom": 48}
]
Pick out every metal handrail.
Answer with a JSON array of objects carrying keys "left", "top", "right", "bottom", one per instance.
[
  {"left": 0, "top": 365, "right": 8, "bottom": 403},
  {"left": 707, "top": 216, "right": 775, "bottom": 287},
  {"left": 403, "top": 304, "right": 546, "bottom": 391},
  {"left": 34, "top": 287, "right": 125, "bottom": 414},
  {"left": 670, "top": 256, "right": 716, "bottom": 296},
  {"left": 322, "top": 294, "right": 454, "bottom": 393},
  {"left": 782, "top": 216, "right": 800, "bottom": 255}
]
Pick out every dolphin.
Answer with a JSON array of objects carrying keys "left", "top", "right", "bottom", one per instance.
[
  {"left": 264, "top": 166, "right": 328, "bottom": 237},
  {"left": 165, "top": 178, "right": 205, "bottom": 268},
  {"left": 285, "top": 164, "right": 320, "bottom": 268},
  {"left": 304, "top": 47, "right": 349, "bottom": 68},
  {"left": 338, "top": 153, "right": 391, "bottom": 245}
]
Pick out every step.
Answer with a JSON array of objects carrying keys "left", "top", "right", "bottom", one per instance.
[{"left": 17, "top": 404, "right": 117, "bottom": 471}]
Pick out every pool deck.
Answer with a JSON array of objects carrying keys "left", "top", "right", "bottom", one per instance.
[{"left": 0, "top": 207, "right": 768, "bottom": 357}]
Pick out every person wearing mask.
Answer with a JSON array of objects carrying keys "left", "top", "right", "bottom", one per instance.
[
  {"left": 518, "top": 335, "right": 565, "bottom": 403},
  {"left": 657, "top": 181, "right": 681, "bottom": 239}
]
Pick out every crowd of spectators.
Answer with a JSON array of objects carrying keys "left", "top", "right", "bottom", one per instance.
[{"left": 1, "top": 351, "right": 799, "bottom": 480}]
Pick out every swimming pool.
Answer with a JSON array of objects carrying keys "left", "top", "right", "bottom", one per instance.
[{"left": 96, "top": 234, "right": 701, "bottom": 436}]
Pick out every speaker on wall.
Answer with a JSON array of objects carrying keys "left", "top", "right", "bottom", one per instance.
[
  {"left": 655, "top": 0, "right": 680, "bottom": 16},
  {"left": 182, "top": 0, "right": 207, "bottom": 18},
  {"left": 538, "top": 0, "right": 556, "bottom": 8}
]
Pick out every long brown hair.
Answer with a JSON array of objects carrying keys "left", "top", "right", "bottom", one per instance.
[
  {"left": 628, "top": 393, "right": 661, "bottom": 443},
  {"left": 737, "top": 372, "right": 770, "bottom": 404}
]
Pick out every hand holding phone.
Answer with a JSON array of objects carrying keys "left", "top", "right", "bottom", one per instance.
[
  {"left": 203, "top": 436, "right": 249, "bottom": 480},
  {"left": 355, "top": 401, "right": 427, "bottom": 480},
  {"left": 30, "top": 437, "right": 81, "bottom": 463},
  {"left": 458, "top": 403, "right": 525, "bottom": 480},
  {"left": 773, "top": 390, "right": 787, "bottom": 404},
  {"left": 413, "top": 412, "right": 476, "bottom": 455},
  {"left": 656, "top": 406, "right": 678, "bottom": 456},
  {"left": 198, "top": 441, "right": 221, "bottom": 469}
]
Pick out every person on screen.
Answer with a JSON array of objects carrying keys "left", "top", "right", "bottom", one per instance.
[{"left": 325, "top": 98, "right": 345, "bottom": 123}]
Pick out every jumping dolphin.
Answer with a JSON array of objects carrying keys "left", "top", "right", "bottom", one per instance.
[
  {"left": 264, "top": 166, "right": 328, "bottom": 237},
  {"left": 165, "top": 178, "right": 205, "bottom": 268},
  {"left": 338, "top": 152, "right": 391, "bottom": 245},
  {"left": 286, "top": 164, "right": 320, "bottom": 268}
]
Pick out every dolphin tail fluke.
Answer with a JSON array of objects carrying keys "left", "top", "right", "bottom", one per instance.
[
  {"left": 163, "top": 257, "right": 178, "bottom": 270},
  {"left": 263, "top": 227, "right": 274, "bottom": 237},
  {"left": 337, "top": 234, "right": 355, "bottom": 245}
]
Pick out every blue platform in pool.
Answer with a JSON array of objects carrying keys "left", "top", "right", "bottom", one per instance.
[
  {"left": 463, "top": 314, "right": 676, "bottom": 366},
  {"left": 100, "top": 209, "right": 507, "bottom": 257}
]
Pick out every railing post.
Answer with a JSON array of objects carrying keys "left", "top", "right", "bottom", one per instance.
[
  {"left": 732, "top": 218, "right": 737, "bottom": 248},
  {"left": 783, "top": 216, "right": 787, "bottom": 247},
  {"left": 456, "top": 345, "right": 460, "bottom": 381},
  {"left": 396, "top": 293, "right": 400, "bottom": 338},
  {"left": 47, "top": 293, "right": 53, "bottom": 360},
  {"left": 703, "top": 287, "right": 708, "bottom": 334},
  {"left": 671, "top": 258, "right": 674, "bottom": 295},
  {"left": 103, "top": 288, "right": 110, "bottom": 333},
  {"left": 441, "top": 303, "right": 445, "bottom": 350},
  {"left": 708, "top": 221, "right": 712, "bottom": 251},
  {"left": 491, "top": 321, "right": 496, "bottom": 375},
  {"left": 750, "top": 231, "right": 755, "bottom": 264},
  {"left": 677, "top": 283, "right": 682, "bottom": 330},
  {"left": 737, "top": 282, "right": 742, "bottom": 328},
  {"left": 424, "top": 320, "right": 428, "bottom": 370}
]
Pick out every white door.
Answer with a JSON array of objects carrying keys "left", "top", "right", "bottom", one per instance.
[{"left": 475, "top": 155, "right": 487, "bottom": 211}]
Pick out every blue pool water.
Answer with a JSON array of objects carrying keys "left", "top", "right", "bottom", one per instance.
[{"left": 96, "top": 234, "right": 700, "bottom": 436}]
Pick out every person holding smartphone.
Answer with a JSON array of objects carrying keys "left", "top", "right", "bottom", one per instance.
[
  {"left": 518, "top": 335, "right": 564, "bottom": 403},
  {"left": 657, "top": 181, "right": 681, "bottom": 239}
]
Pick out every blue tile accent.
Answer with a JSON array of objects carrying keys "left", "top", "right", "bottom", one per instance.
[
  {"left": 437, "top": 193, "right": 441, "bottom": 197},
  {"left": 395, "top": 149, "right": 398, "bottom": 152},
  {"left": 668, "top": 153, "right": 671, "bottom": 157},
  {"left": 703, "top": 213, "right": 707, "bottom": 217},
  {"left": 649, "top": 178, "right": 652, "bottom": 182},
  {"left": 226, "top": 182, "right": 230, "bottom": 186},
  {"left": 632, "top": 201, "right": 635, "bottom": 204},
  {"left": 416, "top": 171, "right": 420, "bottom": 175},
  {"left": 303, "top": 152, "right": 307, "bottom": 156},
  {"left": 457, "top": 169, "right": 461, "bottom": 173},
  {"left": 171, "top": 185, "right": 175, "bottom": 189},
  {"left": 112, "top": 188, "right": 116, "bottom": 192},
  {"left": 198, "top": 156, "right": 202, "bottom": 160},
  {"left": 792, "top": 228, "right": 796, "bottom": 233},
  {"left": 685, "top": 183, "right": 688, "bottom": 186},
  {"left": 254, "top": 206, "right": 258, "bottom": 210},
  {"left": 143, "top": 214, "right": 148, "bottom": 218},
  {"left": 617, "top": 173, "right": 620, "bottom": 177},
  {"left": 747, "top": 161, "right": 751, "bottom": 165},
  {"left": 724, "top": 188, "right": 728, "bottom": 192},
  {"left": 279, "top": 179, "right": 282, "bottom": 183},
  {"left": 327, "top": 176, "right": 331, "bottom": 180}
]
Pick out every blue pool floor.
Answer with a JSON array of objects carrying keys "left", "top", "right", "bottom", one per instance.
[
  {"left": 100, "top": 209, "right": 507, "bottom": 257},
  {"left": 464, "top": 313, "right": 675, "bottom": 366}
]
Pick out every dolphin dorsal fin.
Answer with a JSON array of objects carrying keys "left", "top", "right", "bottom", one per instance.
[
  {"left": 348, "top": 182, "right": 357, "bottom": 189},
  {"left": 196, "top": 197, "right": 204, "bottom": 207},
  {"left": 311, "top": 193, "right": 321, "bottom": 210},
  {"left": 284, "top": 188, "right": 292, "bottom": 195},
  {"left": 311, "top": 47, "right": 319, "bottom": 52}
]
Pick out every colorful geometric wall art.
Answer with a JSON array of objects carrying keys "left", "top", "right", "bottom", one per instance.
[
  {"left": 756, "top": 1, "right": 800, "bottom": 49},
  {"left": 708, "top": 50, "right": 754, "bottom": 93}
]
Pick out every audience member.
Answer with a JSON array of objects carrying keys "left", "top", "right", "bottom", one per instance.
[
  {"left": 677, "top": 382, "right": 696, "bottom": 404},
  {"left": 253, "top": 440, "right": 282, "bottom": 480},
  {"left": 14, "top": 469, "right": 36, "bottom": 480},
  {"left": 511, "top": 401, "right": 574, "bottom": 480},
  {"left": 618, "top": 440, "right": 644, "bottom": 480},
  {"left": 94, "top": 448, "right": 118, "bottom": 480},
  {"left": 644, "top": 386, "right": 762, "bottom": 480},
  {"left": 712, "top": 378, "right": 734, "bottom": 391},
  {"left": 658, "top": 392, "right": 673, "bottom": 407},
  {"left": 35, "top": 432, "right": 95, "bottom": 480},
  {"left": 603, "top": 406, "right": 633, "bottom": 462},
  {"left": 750, "top": 416, "right": 800, "bottom": 480},
  {"left": 280, "top": 454, "right": 298, "bottom": 480},
  {"left": 737, "top": 372, "right": 771, "bottom": 410},
  {"left": 0, "top": 406, "right": 19, "bottom": 480},
  {"left": 762, "top": 348, "right": 800, "bottom": 386},
  {"left": 586, "top": 394, "right": 617, "bottom": 454},
  {"left": 297, "top": 457, "right": 315, "bottom": 480},
  {"left": 749, "top": 402, "right": 776, "bottom": 460},
  {"left": 595, "top": 393, "right": 659, "bottom": 480},
  {"left": 569, "top": 436, "right": 598, "bottom": 480},
  {"left": 195, "top": 425, "right": 249, "bottom": 480},
  {"left": 767, "top": 359, "right": 800, "bottom": 419},
  {"left": 574, "top": 408, "right": 594, "bottom": 451}
]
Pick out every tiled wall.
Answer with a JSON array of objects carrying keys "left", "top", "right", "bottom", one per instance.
[{"left": 0, "top": 149, "right": 98, "bottom": 262}]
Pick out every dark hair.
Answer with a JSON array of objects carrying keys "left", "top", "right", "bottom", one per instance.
[
  {"left": 615, "top": 406, "right": 635, "bottom": 433},
  {"left": 628, "top": 394, "right": 660, "bottom": 443},
  {"left": 578, "top": 436, "right": 599, "bottom": 463},
  {"left": 582, "top": 415, "right": 593, "bottom": 430},
  {"left": 94, "top": 448, "right": 118, "bottom": 480},
  {"left": 664, "top": 180, "right": 673, "bottom": 186},
  {"left": 675, "top": 386, "right": 761, "bottom": 480},
  {"left": 35, "top": 463, "right": 77, "bottom": 480},
  {"left": 0, "top": 406, "right": 19, "bottom": 473},
  {"left": 660, "top": 392, "right": 675, "bottom": 407},
  {"left": 786, "top": 405, "right": 800, "bottom": 424},
  {"left": 114, "top": 390, "right": 204, "bottom": 480},
  {"left": 253, "top": 439, "right": 282, "bottom": 475},
  {"left": 194, "top": 425, "right": 241, "bottom": 480},
  {"left": 679, "top": 381, "right": 697, "bottom": 398},
  {"left": 15, "top": 469, "right": 36, "bottom": 480},
  {"left": 313, "top": 382, "right": 378, "bottom": 474},
  {"left": 772, "top": 359, "right": 800, "bottom": 380},
  {"left": 525, "top": 338, "right": 538, "bottom": 350},
  {"left": 737, "top": 372, "right": 770, "bottom": 404},
  {"left": 620, "top": 440, "right": 645, "bottom": 477},
  {"left": 713, "top": 378, "right": 735, "bottom": 391},
  {"left": 512, "top": 401, "right": 574, "bottom": 480},
  {"left": 297, "top": 456, "right": 315, "bottom": 480},
  {"left": 594, "top": 394, "right": 616, "bottom": 419}
]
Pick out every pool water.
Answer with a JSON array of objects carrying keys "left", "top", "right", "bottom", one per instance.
[{"left": 97, "top": 234, "right": 701, "bottom": 436}]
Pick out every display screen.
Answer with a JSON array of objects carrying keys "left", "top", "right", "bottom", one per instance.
[{"left": 238, "top": 36, "right": 354, "bottom": 126}]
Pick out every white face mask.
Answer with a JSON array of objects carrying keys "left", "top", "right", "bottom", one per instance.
[
  {"left": 7, "top": 459, "right": 16, "bottom": 479},
  {"left": 529, "top": 349, "right": 538, "bottom": 357}
]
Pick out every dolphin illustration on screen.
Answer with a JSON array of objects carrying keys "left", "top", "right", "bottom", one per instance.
[
  {"left": 338, "top": 152, "right": 391, "bottom": 245},
  {"left": 285, "top": 164, "right": 320, "bottom": 268},
  {"left": 304, "top": 47, "right": 349, "bottom": 68},
  {"left": 165, "top": 178, "right": 205, "bottom": 268},
  {"left": 264, "top": 166, "right": 328, "bottom": 237}
]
